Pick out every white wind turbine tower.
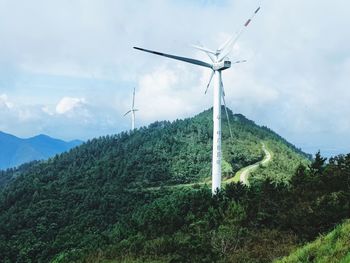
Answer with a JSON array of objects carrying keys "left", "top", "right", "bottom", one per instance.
[
  {"left": 134, "top": 7, "right": 260, "bottom": 194},
  {"left": 124, "top": 87, "right": 138, "bottom": 130}
]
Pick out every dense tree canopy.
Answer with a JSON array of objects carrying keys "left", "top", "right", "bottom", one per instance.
[{"left": 0, "top": 108, "right": 333, "bottom": 263}]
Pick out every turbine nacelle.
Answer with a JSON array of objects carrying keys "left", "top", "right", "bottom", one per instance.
[{"left": 212, "top": 60, "right": 231, "bottom": 71}]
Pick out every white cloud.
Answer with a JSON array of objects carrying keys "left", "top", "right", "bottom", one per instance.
[
  {"left": 55, "top": 97, "right": 86, "bottom": 115},
  {"left": 135, "top": 65, "right": 210, "bottom": 123},
  {"left": 0, "top": 94, "right": 14, "bottom": 109},
  {"left": 41, "top": 106, "right": 54, "bottom": 116},
  {"left": 0, "top": 94, "right": 119, "bottom": 140}
]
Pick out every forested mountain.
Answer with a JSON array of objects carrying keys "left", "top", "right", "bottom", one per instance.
[
  {"left": 0, "top": 131, "right": 82, "bottom": 170},
  {"left": 1, "top": 108, "right": 348, "bottom": 263}
]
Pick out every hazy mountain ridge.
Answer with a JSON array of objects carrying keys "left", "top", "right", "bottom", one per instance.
[{"left": 0, "top": 131, "right": 82, "bottom": 170}]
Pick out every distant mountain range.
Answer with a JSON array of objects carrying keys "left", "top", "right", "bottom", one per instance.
[{"left": 0, "top": 131, "right": 82, "bottom": 170}]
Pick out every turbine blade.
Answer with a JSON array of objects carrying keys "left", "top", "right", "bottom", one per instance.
[
  {"left": 233, "top": 60, "right": 247, "bottom": 64},
  {"left": 217, "top": 36, "right": 233, "bottom": 53},
  {"left": 124, "top": 110, "right": 131, "bottom": 116},
  {"left": 205, "top": 70, "right": 215, "bottom": 94},
  {"left": 132, "top": 87, "right": 135, "bottom": 108},
  {"left": 221, "top": 80, "right": 225, "bottom": 97},
  {"left": 134, "top": 46, "right": 212, "bottom": 69},
  {"left": 219, "top": 6, "right": 261, "bottom": 61},
  {"left": 191, "top": 44, "right": 217, "bottom": 55},
  {"left": 191, "top": 44, "right": 216, "bottom": 62},
  {"left": 221, "top": 79, "right": 234, "bottom": 140}
]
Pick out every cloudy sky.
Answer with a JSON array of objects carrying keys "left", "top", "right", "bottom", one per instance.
[{"left": 0, "top": 0, "right": 349, "bottom": 157}]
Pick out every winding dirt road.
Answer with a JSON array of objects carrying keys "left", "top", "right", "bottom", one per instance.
[
  {"left": 147, "top": 142, "right": 272, "bottom": 191},
  {"left": 238, "top": 143, "right": 272, "bottom": 185}
]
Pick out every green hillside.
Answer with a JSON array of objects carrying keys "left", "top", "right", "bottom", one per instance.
[
  {"left": 0, "top": 108, "right": 308, "bottom": 190},
  {"left": 0, "top": 160, "right": 41, "bottom": 189},
  {"left": 275, "top": 220, "right": 350, "bottom": 263},
  {"left": 1, "top": 108, "right": 347, "bottom": 263}
]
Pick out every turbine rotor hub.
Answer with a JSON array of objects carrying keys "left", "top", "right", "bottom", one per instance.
[{"left": 212, "top": 60, "right": 231, "bottom": 71}]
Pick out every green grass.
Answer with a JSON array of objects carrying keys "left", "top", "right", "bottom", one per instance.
[{"left": 275, "top": 220, "right": 350, "bottom": 263}]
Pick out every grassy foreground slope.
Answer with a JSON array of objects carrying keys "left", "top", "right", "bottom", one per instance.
[{"left": 275, "top": 220, "right": 350, "bottom": 263}]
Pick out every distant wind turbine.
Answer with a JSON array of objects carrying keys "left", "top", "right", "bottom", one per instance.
[
  {"left": 134, "top": 7, "right": 260, "bottom": 194},
  {"left": 124, "top": 87, "right": 138, "bottom": 130}
]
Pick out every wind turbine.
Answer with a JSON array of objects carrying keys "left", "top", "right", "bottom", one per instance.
[
  {"left": 124, "top": 87, "right": 138, "bottom": 130},
  {"left": 134, "top": 7, "right": 260, "bottom": 194}
]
